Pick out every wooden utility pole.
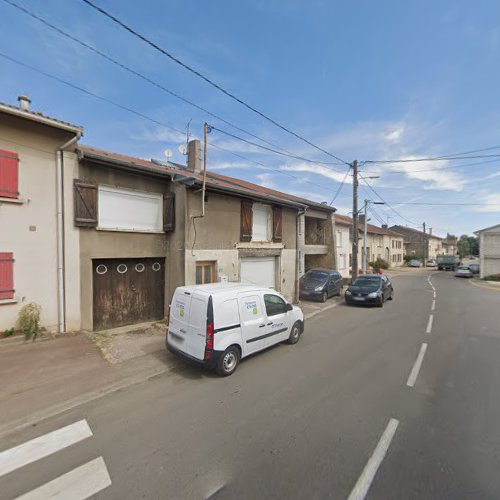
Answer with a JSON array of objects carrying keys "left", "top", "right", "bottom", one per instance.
[
  {"left": 422, "top": 222, "right": 427, "bottom": 266},
  {"left": 352, "top": 160, "right": 359, "bottom": 280}
]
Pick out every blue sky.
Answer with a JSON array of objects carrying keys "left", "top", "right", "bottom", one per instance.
[{"left": 1, "top": 0, "right": 500, "bottom": 236}]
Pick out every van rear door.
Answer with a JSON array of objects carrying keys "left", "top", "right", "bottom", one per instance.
[
  {"left": 187, "top": 294, "right": 208, "bottom": 360},
  {"left": 168, "top": 291, "right": 192, "bottom": 354}
]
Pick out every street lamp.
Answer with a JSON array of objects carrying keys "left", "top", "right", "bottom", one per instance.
[{"left": 362, "top": 199, "right": 385, "bottom": 273}]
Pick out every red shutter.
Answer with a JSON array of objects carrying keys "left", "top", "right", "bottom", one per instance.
[
  {"left": 240, "top": 200, "right": 253, "bottom": 242},
  {"left": 272, "top": 206, "right": 283, "bottom": 242},
  {"left": 0, "top": 149, "right": 19, "bottom": 199},
  {"left": 0, "top": 252, "right": 14, "bottom": 300}
]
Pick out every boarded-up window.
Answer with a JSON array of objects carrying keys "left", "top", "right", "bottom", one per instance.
[
  {"left": 163, "top": 192, "right": 175, "bottom": 232},
  {"left": 240, "top": 200, "right": 253, "bottom": 242},
  {"left": 98, "top": 186, "right": 162, "bottom": 232},
  {"left": 0, "top": 252, "right": 14, "bottom": 300},
  {"left": 74, "top": 179, "right": 97, "bottom": 227},
  {"left": 272, "top": 206, "right": 282, "bottom": 242},
  {"left": 0, "top": 149, "right": 19, "bottom": 199}
]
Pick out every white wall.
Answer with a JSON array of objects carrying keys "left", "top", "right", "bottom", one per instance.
[{"left": 335, "top": 225, "right": 351, "bottom": 278}]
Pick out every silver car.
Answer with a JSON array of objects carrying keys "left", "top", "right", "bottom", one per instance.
[{"left": 455, "top": 266, "right": 473, "bottom": 278}]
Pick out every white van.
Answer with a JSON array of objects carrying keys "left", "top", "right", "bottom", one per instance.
[{"left": 166, "top": 283, "right": 304, "bottom": 376}]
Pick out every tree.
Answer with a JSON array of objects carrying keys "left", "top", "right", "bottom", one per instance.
[{"left": 457, "top": 235, "right": 470, "bottom": 259}]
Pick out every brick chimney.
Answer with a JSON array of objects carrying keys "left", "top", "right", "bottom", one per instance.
[
  {"left": 187, "top": 139, "right": 202, "bottom": 173},
  {"left": 18, "top": 95, "right": 31, "bottom": 111}
]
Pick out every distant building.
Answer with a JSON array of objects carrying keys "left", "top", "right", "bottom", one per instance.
[
  {"left": 474, "top": 224, "right": 500, "bottom": 279},
  {"left": 389, "top": 225, "right": 444, "bottom": 260}
]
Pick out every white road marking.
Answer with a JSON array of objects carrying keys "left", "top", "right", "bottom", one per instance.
[
  {"left": 426, "top": 314, "right": 434, "bottom": 334},
  {"left": 347, "top": 418, "right": 400, "bottom": 500},
  {"left": 15, "top": 457, "right": 111, "bottom": 500},
  {"left": 0, "top": 420, "right": 92, "bottom": 478},
  {"left": 406, "top": 343, "right": 428, "bottom": 388},
  {"left": 433, "top": 291, "right": 436, "bottom": 298},
  {"left": 431, "top": 300, "right": 436, "bottom": 311}
]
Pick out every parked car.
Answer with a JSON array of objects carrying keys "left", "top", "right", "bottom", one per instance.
[
  {"left": 468, "top": 263, "right": 480, "bottom": 274},
  {"left": 345, "top": 275, "right": 394, "bottom": 307},
  {"left": 427, "top": 259, "right": 437, "bottom": 267},
  {"left": 408, "top": 259, "right": 422, "bottom": 268},
  {"left": 300, "top": 268, "right": 343, "bottom": 302},
  {"left": 167, "top": 284, "right": 304, "bottom": 376},
  {"left": 455, "top": 266, "right": 473, "bottom": 278}
]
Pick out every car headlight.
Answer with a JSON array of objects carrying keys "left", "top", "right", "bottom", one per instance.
[
  {"left": 345, "top": 290, "right": 352, "bottom": 295},
  {"left": 314, "top": 285, "right": 324, "bottom": 291},
  {"left": 367, "top": 292, "right": 379, "bottom": 298}
]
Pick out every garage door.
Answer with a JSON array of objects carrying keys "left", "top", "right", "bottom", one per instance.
[
  {"left": 240, "top": 257, "right": 276, "bottom": 289},
  {"left": 93, "top": 258, "right": 165, "bottom": 330}
]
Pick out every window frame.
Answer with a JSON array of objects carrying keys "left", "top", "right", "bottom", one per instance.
[
  {"left": 264, "top": 293, "right": 287, "bottom": 317},
  {"left": 196, "top": 261, "right": 216, "bottom": 285}
]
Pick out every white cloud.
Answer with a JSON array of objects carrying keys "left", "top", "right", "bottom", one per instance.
[
  {"left": 280, "top": 163, "right": 352, "bottom": 184},
  {"left": 256, "top": 173, "right": 276, "bottom": 189},
  {"left": 474, "top": 193, "right": 500, "bottom": 212}
]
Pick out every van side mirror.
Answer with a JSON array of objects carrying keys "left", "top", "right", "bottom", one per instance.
[{"left": 286, "top": 303, "right": 293, "bottom": 312}]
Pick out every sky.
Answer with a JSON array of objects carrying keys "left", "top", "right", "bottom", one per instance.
[{"left": 1, "top": 0, "right": 500, "bottom": 236}]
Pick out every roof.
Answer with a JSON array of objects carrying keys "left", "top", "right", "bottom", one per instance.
[
  {"left": 175, "top": 283, "right": 266, "bottom": 296},
  {"left": 0, "top": 101, "right": 83, "bottom": 134},
  {"left": 474, "top": 223, "right": 500, "bottom": 234},
  {"left": 335, "top": 214, "right": 404, "bottom": 237},
  {"left": 390, "top": 225, "right": 444, "bottom": 240},
  {"left": 77, "top": 145, "right": 336, "bottom": 212}
]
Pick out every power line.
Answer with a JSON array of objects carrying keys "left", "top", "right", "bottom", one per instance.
[
  {"left": 364, "top": 153, "right": 500, "bottom": 164},
  {"left": 2, "top": 0, "right": 319, "bottom": 162},
  {"left": 209, "top": 125, "right": 346, "bottom": 171},
  {"left": 0, "top": 51, "right": 340, "bottom": 199},
  {"left": 79, "top": 0, "right": 350, "bottom": 165},
  {"left": 380, "top": 202, "right": 500, "bottom": 206},
  {"left": 330, "top": 165, "right": 351, "bottom": 205}
]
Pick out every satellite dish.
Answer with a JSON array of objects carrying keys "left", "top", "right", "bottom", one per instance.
[
  {"left": 164, "top": 149, "right": 173, "bottom": 159},
  {"left": 178, "top": 144, "right": 187, "bottom": 155}
]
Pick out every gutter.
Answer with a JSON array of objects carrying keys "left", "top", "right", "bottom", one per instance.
[
  {"left": 56, "top": 132, "right": 82, "bottom": 334},
  {"left": 295, "top": 207, "right": 308, "bottom": 303}
]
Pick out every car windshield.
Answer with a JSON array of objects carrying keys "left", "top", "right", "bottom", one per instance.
[
  {"left": 458, "top": 266, "right": 469, "bottom": 270},
  {"left": 303, "top": 270, "right": 329, "bottom": 280},
  {"left": 352, "top": 277, "right": 381, "bottom": 286}
]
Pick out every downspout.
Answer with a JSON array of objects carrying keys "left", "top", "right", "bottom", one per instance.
[
  {"left": 56, "top": 132, "right": 81, "bottom": 334},
  {"left": 295, "top": 207, "right": 307, "bottom": 304}
]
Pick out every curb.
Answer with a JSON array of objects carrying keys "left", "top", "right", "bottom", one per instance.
[
  {"left": 468, "top": 280, "right": 500, "bottom": 292},
  {"left": 304, "top": 300, "right": 340, "bottom": 320}
]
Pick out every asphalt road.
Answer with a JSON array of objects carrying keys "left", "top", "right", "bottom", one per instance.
[{"left": 1, "top": 271, "right": 500, "bottom": 499}]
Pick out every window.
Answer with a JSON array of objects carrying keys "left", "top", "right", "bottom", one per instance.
[
  {"left": 252, "top": 203, "right": 271, "bottom": 241},
  {"left": 0, "top": 149, "right": 19, "bottom": 199},
  {"left": 196, "top": 261, "right": 216, "bottom": 285},
  {"left": 98, "top": 186, "right": 162, "bottom": 232},
  {"left": 336, "top": 230, "right": 343, "bottom": 247},
  {"left": 0, "top": 252, "right": 14, "bottom": 300},
  {"left": 264, "top": 294, "right": 287, "bottom": 316}
]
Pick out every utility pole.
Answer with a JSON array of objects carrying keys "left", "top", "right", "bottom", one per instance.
[
  {"left": 352, "top": 160, "right": 359, "bottom": 280},
  {"left": 422, "top": 222, "right": 426, "bottom": 267}
]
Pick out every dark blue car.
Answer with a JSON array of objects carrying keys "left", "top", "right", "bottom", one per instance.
[{"left": 300, "top": 268, "right": 343, "bottom": 302}]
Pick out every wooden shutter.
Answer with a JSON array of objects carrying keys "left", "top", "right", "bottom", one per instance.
[
  {"left": 0, "top": 252, "right": 14, "bottom": 300},
  {"left": 74, "top": 179, "right": 98, "bottom": 227},
  {"left": 163, "top": 192, "right": 175, "bottom": 232},
  {"left": 272, "top": 206, "right": 283, "bottom": 242},
  {"left": 0, "top": 149, "right": 19, "bottom": 199},
  {"left": 240, "top": 200, "right": 253, "bottom": 242}
]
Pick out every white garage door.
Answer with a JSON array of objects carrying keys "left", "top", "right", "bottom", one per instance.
[{"left": 240, "top": 257, "right": 276, "bottom": 289}]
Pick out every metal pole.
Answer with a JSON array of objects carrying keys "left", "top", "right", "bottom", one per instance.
[
  {"left": 422, "top": 222, "right": 426, "bottom": 267},
  {"left": 202, "top": 122, "right": 209, "bottom": 216},
  {"left": 352, "top": 160, "right": 359, "bottom": 280},
  {"left": 363, "top": 200, "right": 368, "bottom": 273}
]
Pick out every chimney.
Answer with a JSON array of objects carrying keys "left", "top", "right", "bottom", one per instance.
[
  {"left": 18, "top": 95, "right": 31, "bottom": 111},
  {"left": 382, "top": 224, "right": 388, "bottom": 229},
  {"left": 187, "top": 139, "right": 202, "bottom": 173}
]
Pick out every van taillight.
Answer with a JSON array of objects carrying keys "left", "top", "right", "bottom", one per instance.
[{"left": 205, "top": 323, "right": 214, "bottom": 360}]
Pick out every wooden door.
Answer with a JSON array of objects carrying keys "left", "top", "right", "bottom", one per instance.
[{"left": 93, "top": 258, "right": 165, "bottom": 330}]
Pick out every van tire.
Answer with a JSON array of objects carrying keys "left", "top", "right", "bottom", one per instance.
[
  {"left": 287, "top": 322, "right": 302, "bottom": 344},
  {"left": 216, "top": 346, "right": 240, "bottom": 376}
]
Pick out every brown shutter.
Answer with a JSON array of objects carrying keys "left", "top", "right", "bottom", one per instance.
[
  {"left": 272, "top": 206, "right": 283, "bottom": 242},
  {"left": 163, "top": 192, "right": 175, "bottom": 232},
  {"left": 240, "top": 200, "right": 253, "bottom": 242},
  {"left": 74, "top": 179, "right": 97, "bottom": 227}
]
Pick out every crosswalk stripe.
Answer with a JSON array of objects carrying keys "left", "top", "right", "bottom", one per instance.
[
  {"left": 0, "top": 420, "right": 92, "bottom": 478},
  {"left": 15, "top": 456, "right": 111, "bottom": 500}
]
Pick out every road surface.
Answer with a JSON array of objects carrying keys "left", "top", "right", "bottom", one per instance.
[{"left": 1, "top": 271, "right": 499, "bottom": 499}]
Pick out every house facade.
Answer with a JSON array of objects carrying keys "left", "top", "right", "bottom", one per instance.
[
  {"left": 390, "top": 225, "right": 443, "bottom": 260},
  {"left": 474, "top": 224, "right": 500, "bottom": 278},
  {"left": 0, "top": 98, "right": 82, "bottom": 333}
]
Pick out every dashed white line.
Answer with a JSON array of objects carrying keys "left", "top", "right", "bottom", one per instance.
[
  {"left": 347, "top": 418, "right": 400, "bottom": 500},
  {"left": 15, "top": 457, "right": 111, "bottom": 500},
  {"left": 431, "top": 300, "right": 436, "bottom": 311},
  {"left": 433, "top": 291, "right": 436, "bottom": 299},
  {"left": 426, "top": 314, "right": 434, "bottom": 334},
  {"left": 0, "top": 420, "right": 92, "bottom": 478},
  {"left": 406, "top": 343, "right": 428, "bottom": 388}
]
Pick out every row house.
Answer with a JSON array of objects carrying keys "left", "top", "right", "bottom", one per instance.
[
  {"left": 474, "top": 224, "right": 500, "bottom": 279},
  {"left": 334, "top": 215, "right": 404, "bottom": 277},
  {"left": 390, "top": 225, "right": 444, "bottom": 260},
  {"left": 1, "top": 96, "right": 336, "bottom": 333}
]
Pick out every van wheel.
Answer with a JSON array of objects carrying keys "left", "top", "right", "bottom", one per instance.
[
  {"left": 216, "top": 346, "right": 240, "bottom": 376},
  {"left": 287, "top": 322, "right": 301, "bottom": 344}
]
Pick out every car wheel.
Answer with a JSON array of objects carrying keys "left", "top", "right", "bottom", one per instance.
[
  {"left": 387, "top": 290, "right": 393, "bottom": 300},
  {"left": 377, "top": 296, "right": 384, "bottom": 308},
  {"left": 287, "top": 321, "right": 302, "bottom": 344},
  {"left": 216, "top": 346, "right": 240, "bottom": 376},
  {"left": 321, "top": 291, "right": 328, "bottom": 303}
]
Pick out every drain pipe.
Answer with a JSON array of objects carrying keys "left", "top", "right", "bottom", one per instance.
[
  {"left": 295, "top": 207, "right": 307, "bottom": 303},
  {"left": 56, "top": 132, "right": 81, "bottom": 334}
]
